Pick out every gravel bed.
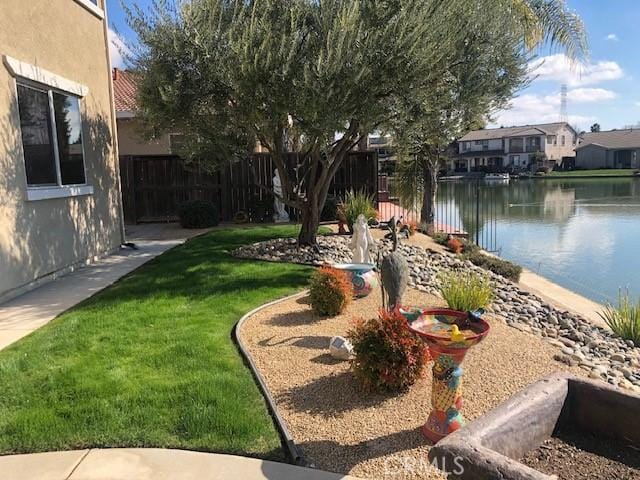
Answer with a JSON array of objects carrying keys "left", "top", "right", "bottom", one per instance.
[
  {"left": 240, "top": 288, "right": 588, "bottom": 479},
  {"left": 234, "top": 235, "right": 640, "bottom": 393}
]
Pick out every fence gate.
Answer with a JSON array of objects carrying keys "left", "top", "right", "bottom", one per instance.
[
  {"left": 435, "top": 180, "right": 498, "bottom": 252},
  {"left": 375, "top": 169, "right": 498, "bottom": 251}
]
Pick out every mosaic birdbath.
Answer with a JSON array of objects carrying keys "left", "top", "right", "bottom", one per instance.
[
  {"left": 333, "top": 263, "right": 378, "bottom": 298},
  {"left": 403, "top": 308, "right": 490, "bottom": 443}
]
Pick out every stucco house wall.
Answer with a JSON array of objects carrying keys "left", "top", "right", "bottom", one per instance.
[
  {"left": 117, "top": 118, "right": 173, "bottom": 157},
  {"left": 0, "top": 0, "right": 123, "bottom": 302},
  {"left": 544, "top": 124, "right": 577, "bottom": 161}
]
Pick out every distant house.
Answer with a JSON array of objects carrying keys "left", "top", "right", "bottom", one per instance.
[
  {"left": 575, "top": 129, "right": 640, "bottom": 169},
  {"left": 451, "top": 122, "right": 577, "bottom": 173},
  {"left": 0, "top": 0, "right": 122, "bottom": 302}
]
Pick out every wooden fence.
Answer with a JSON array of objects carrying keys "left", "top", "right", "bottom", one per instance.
[{"left": 119, "top": 152, "right": 378, "bottom": 224}]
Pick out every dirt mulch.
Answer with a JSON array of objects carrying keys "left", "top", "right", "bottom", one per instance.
[
  {"left": 521, "top": 426, "right": 640, "bottom": 480},
  {"left": 240, "top": 288, "right": 584, "bottom": 479}
]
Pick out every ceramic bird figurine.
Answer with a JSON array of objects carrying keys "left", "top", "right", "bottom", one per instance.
[{"left": 450, "top": 325, "right": 466, "bottom": 343}]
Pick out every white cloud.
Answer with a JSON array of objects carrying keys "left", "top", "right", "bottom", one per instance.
[
  {"left": 490, "top": 87, "right": 617, "bottom": 129},
  {"left": 565, "top": 88, "right": 617, "bottom": 103},
  {"left": 635, "top": 101, "right": 640, "bottom": 107},
  {"left": 529, "top": 54, "right": 623, "bottom": 87},
  {"left": 605, "top": 33, "right": 619, "bottom": 42},
  {"left": 108, "top": 28, "right": 131, "bottom": 69}
]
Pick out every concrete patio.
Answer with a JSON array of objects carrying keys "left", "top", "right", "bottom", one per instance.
[{"left": 0, "top": 448, "right": 357, "bottom": 480}]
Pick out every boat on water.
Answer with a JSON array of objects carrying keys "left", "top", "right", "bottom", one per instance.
[{"left": 484, "top": 173, "right": 510, "bottom": 182}]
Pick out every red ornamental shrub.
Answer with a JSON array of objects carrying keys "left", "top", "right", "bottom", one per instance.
[
  {"left": 447, "top": 237, "right": 463, "bottom": 254},
  {"left": 348, "top": 308, "right": 430, "bottom": 392},
  {"left": 309, "top": 266, "right": 354, "bottom": 316}
]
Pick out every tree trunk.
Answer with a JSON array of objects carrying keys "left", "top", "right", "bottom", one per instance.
[
  {"left": 420, "top": 163, "right": 438, "bottom": 235},
  {"left": 298, "top": 201, "right": 320, "bottom": 246}
]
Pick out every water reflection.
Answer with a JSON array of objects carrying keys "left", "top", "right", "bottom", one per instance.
[{"left": 436, "top": 178, "right": 640, "bottom": 304}]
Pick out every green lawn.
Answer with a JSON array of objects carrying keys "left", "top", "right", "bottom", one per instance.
[
  {"left": 0, "top": 226, "right": 314, "bottom": 458},
  {"left": 548, "top": 169, "right": 637, "bottom": 177}
]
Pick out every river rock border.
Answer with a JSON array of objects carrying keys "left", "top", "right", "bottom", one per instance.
[{"left": 233, "top": 235, "right": 640, "bottom": 393}]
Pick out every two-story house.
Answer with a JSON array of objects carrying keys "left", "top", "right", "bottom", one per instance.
[
  {"left": 451, "top": 122, "right": 578, "bottom": 173},
  {"left": 0, "top": 0, "right": 123, "bottom": 302}
]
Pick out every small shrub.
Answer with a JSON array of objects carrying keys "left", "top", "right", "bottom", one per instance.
[
  {"left": 598, "top": 292, "right": 640, "bottom": 346},
  {"left": 309, "top": 266, "right": 353, "bottom": 316},
  {"left": 438, "top": 270, "right": 494, "bottom": 312},
  {"left": 349, "top": 308, "right": 430, "bottom": 392},
  {"left": 463, "top": 250, "right": 522, "bottom": 282},
  {"left": 432, "top": 232, "right": 449, "bottom": 246},
  {"left": 460, "top": 238, "right": 480, "bottom": 255},
  {"left": 178, "top": 200, "right": 220, "bottom": 228},
  {"left": 343, "top": 190, "right": 377, "bottom": 230},
  {"left": 405, "top": 220, "right": 418, "bottom": 236},
  {"left": 447, "top": 237, "right": 463, "bottom": 254},
  {"left": 321, "top": 195, "right": 340, "bottom": 221}
]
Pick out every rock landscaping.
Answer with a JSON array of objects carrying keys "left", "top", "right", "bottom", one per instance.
[
  {"left": 239, "top": 288, "right": 584, "bottom": 479},
  {"left": 234, "top": 234, "right": 640, "bottom": 393}
]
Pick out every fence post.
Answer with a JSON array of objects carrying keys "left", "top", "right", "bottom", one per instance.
[{"left": 475, "top": 179, "right": 480, "bottom": 246}]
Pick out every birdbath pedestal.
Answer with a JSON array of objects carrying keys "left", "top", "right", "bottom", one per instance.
[{"left": 404, "top": 308, "right": 490, "bottom": 443}]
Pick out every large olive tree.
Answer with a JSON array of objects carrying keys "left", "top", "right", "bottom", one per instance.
[{"left": 127, "top": 0, "right": 586, "bottom": 244}]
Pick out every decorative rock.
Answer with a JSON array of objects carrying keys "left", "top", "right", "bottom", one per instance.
[
  {"left": 328, "top": 336, "right": 354, "bottom": 361},
  {"left": 610, "top": 353, "right": 625, "bottom": 363}
]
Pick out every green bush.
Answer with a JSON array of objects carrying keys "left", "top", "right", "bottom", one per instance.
[
  {"left": 432, "top": 232, "right": 449, "bottom": 246},
  {"left": 463, "top": 250, "right": 522, "bottom": 282},
  {"left": 321, "top": 195, "right": 340, "bottom": 221},
  {"left": 438, "top": 270, "right": 494, "bottom": 312},
  {"left": 348, "top": 309, "right": 429, "bottom": 392},
  {"left": 178, "top": 200, "right": 220, "bottom": 228},
  {"left": 309, "top": 266, "right": 353, "bottom": 316},
  {"left": 343, "top": 190, "right": 377, "bottom": 230},
  {"left": 598, "top": 293, "right": 640, "bottom": 346}
]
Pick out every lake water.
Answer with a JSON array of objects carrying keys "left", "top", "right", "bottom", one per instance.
[{"left": 436, "top": 178, "right": 640, "bottom": 305}]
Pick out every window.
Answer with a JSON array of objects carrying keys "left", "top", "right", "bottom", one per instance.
[
  {"left": 547, "top": 135, "right": 555, "bottom": 144},
  {"left": 510, "top": 155, "right": 520, "bottom": 165},
  {"left": 509, "top": 138, "right": 523, "bottom": 152},
  {"left": 561, "top": 135, "right": 566, "bottom": 146},
  {"left": 17, "top": 82, "right": 86, "bottom": 187}
]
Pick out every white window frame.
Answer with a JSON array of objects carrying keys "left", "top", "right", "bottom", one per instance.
[
  {"left": 73, "top": 0, "right": 104, "bottom": 19},
  {"left": 5, "top": 55, "right": 93, "bottom": 201}
]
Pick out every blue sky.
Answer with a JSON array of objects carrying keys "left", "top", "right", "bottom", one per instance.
[{"left": 106, "top": 0, "right": 640, "bottom": 132}]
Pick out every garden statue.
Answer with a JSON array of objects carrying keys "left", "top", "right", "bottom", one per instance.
[
  {"left": 329, "top": 336, "right": 354, "bottom": 360},
  {"left": 349, "top": 214, "right": 375, "bottom": 264},
  {"left": 380, "top": 250, "right": 409, "bottom": 309},
  {"left": 272, "top": 169, "right": 290, "bottom": 223}
]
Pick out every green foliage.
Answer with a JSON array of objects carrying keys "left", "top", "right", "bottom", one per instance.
[
  {"left": 343, "top": 190, "right": 377, "bottom": 229},
  {"left": 389, "top": 0, "right": 586, "bottom": 225},
  {"left": 126, "top": 0, "right": 586, "bottom": 243},
  {"left": 178, "top": 200, "right": 220, "bottom": 228},
  {"left": 432, "top": 232, "right": 449, "bottom": 246},
  {"left": 463, "top": 250, "right": 522, "bottom": 282},
  {"left": 320, "top": 195, "right": 340, "bottom": 222},
  {"left": 349, "top": 309, "right": 429, "bottom": 392},
  {"left": 439, "top": 270, "right": 494, "bottom": 312},
  {"left": 309, "top": 267, "right": 353, "bottom": 316},
  {"left": 598, "top": 293, "right": 640, "bottom": 346}
]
